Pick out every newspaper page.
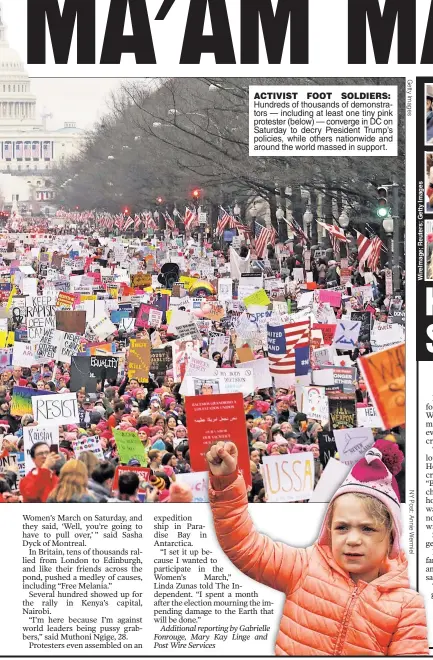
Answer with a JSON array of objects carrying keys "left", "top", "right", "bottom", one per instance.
[{"left": 0, "top": 0, "right": 428, "bottom": 656}]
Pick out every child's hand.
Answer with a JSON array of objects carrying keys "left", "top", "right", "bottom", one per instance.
[{"left": 206, "top": 441, "right": 238, "bottom": 476}]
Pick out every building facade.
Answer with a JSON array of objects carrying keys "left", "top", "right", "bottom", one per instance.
[{"left": 0, "top": 4, "right": 84, "bottom": 211}]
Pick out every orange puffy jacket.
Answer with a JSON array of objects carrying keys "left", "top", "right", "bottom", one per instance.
[{"left": 209, "top": 474, "right": 429, "bottom": 656}]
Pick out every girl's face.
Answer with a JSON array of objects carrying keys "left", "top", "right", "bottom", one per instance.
[
  {"left": 330, "top": 494, "right": 391, "bottom": 584},
  {"left": 138, "top": 429, "right": 148, "bottom": 443},
  {"left": 250, "top": 450, "right": 260, "bottom": 465},
  {"left": 155, "top": 418, "right": 165, "bottom": 429},
  {"left": 167, "top": 417, "right": 176, "bottom": 430},
  {"left": 176, "top": 428, "right": 186, "bottom": 438}
]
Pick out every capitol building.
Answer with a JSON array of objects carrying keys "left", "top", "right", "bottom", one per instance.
[{"left": 0, "top": 5, "right": 84, "bottom": 214}]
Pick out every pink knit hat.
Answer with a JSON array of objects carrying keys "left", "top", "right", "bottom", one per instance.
[{"left": 318, "top": 442, "right": 404, "bottom": 559}]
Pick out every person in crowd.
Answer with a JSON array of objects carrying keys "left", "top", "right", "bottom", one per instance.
[
  {"left": 20, "top": 442, "right": 60, "bottom": 503},
  {"left": 206, "top": 441, "right": 427, "bottom": 656},
  {"left": 47, "top": 460, "right": 96, "bottom": 503}
]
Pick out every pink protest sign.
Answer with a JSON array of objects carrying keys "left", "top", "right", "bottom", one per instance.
[{"left": 319, "top": 289, "right": 342, "bottom": 308}]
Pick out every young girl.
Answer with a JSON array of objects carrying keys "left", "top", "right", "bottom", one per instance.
[{"left": 206, "top": 441, "right": 428, "bottom": 656}]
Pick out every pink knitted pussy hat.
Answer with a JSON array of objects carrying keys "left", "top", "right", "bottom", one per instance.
[{"left": 318, "top": 441, "right": 404, "bottom": 559}]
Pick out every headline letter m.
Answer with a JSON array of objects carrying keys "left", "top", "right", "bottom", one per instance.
[
  {"left": 27, "top": 0, "right": 95, "bottom": 64},
  {"left": 348, "top": 0, "right": 415, "bottom": 64}
]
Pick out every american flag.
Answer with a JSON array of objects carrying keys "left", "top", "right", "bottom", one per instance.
[
  {"left": 143, "top": 212, "right": 157, "bottom": 230},
  {"left": 184, "top": 207, "right": 198, "bottom": 230},
  {"left": 217, "top": 208, "right": 231, "bottom": 236},
  {"left": 123, "top": 216, "right": 134, "bottom": 231},
  {"left": 317, "top": 220, "right": 348, "bottom": 243},
  {"left": 134, "top": 214, "right": 142, "bottom": 231},
  {"left": 286, "top": 217, "right": 309, "bottom": 245},
  {"left": 114, "top": 215, "right": 124, "bottom": 230},
  {"left": 255, "top": 222, "right": 276, "bottom": 258},
  {"left": 355, "top": 231, "right": 372, "bottom": 273},
  {"left": 163, "top": 211, "right": 176, "bottom": 230},
  {"left": 367, "top": 235, "right": 383, "bottom": 272},
  {"left": 267, "top": 319, "right": 311, "bottom": 379}
]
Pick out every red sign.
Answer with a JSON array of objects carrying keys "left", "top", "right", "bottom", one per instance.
[
  {"left": 113, "top": 466, "right": 151, "bottom": 493},
  {"left": 185, "top": 393, "right": 251, "bottom": 487},
  {"left": 313, "top": 323, "right": 337, "bottom": 345}
]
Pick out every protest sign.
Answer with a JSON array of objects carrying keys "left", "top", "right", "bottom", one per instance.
[
  {"left": 11, "top": 386, "right": 52, "bottom": 417},
  {"left": 333, "top": 427, "right": 375, "bottom": 467},
  {"left": 56, "top": 310, "right": 86, "bottom": 334},
  {"left": 236, "top": 345, "right": 256, "bottom": 362},
  {"left": 112, "top": 466, "right": 151, "bottom": 494},
  {"left": 220, "top": 368, "right": 254, "bottom": 396},
  {"left": 312, "top": 324, "right": 336, "bottom": 346},
  {"left": 128, "top": 338, "right": 151, "bottom": 382},
  {"left": 218, "top": 278, "right": 233, "bottom": 302},
  {"left": 358, "top": 343, "right": 405, "bottom": 430},
  {"left": 176, "top": 472, "right": 209, "bottom": 503},
  {"left": 23, "top": 425, "right": 60, "bottom": 473},
  {"left": 318, "top": 430, "right": 338, "bottom": 468},
  {"left": 70, "top": 356, "right": 97, "bottom": 392},
  {"left": 262, "top": 453, "right": 315, "bottom": 502},
  {"left": 179, "top": 353, "right": 218, "bottom": 396},
  {"left": 113, "top": 429, "right": 148, "bottom": 466},
  {"left": 25, "top": 298, "right": 56, "bottom": 343},
  {"left": 350, "top": 312, "right": 372, "bottom": 343},
  {"left": 328, "top": 393, "right": 356, "bottom": 429},
  {"left": 88, "top": 315, "right": 116, "bottom": 340},
  {"left": 185, "top": 393, "right": 251, "bottom": 486},
  {"left": 150, "top": 346, "right": 172, "bottom": 380},
  {"left": 208, "top": 334, "right": 231, "bottom": 361},
  {"left": 176, "top": 322, "right": 202, "bottom": 341},
  {"left": 356, "top": 405, "right": 384, "bottom": 429},
  {"left": 72, "top": 435, "right": 104, "bottom": 461},
  {"left": 309, "top": 458, "right": 351, "bottom": 503},
  {"left": 329, "top": 367, "right": 357, "bottom": 394},
  {"left": 12, "top": 341, "right": 35, "bottom": 368},
  {"left": 319, "top": 289, "right": 342, "bottom": 308},
  {"left": 238, "top": 358, "right": 273, "bottom": 389},
  {"left": 243, "top": 288, "right": 270, "bottom": 308},
  {"left": 333, "top": 320, "right": 361, "bottom": 350},
  {"left": 370, "top": 322, "right": 405, "bottom": 352},
  {"left": 32, "top": 392, "right": 79, "bottom": 426},
  {"left": 172, "top": 339, "right": 201, "bottom": 382},
  {"left": 302, "top": 386, "right": 329, "bottom": 422}
]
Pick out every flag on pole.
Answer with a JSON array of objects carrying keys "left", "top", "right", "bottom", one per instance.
[
  {"left": 255, "top": 222, "right": 276, "bottom": 258},
  {"left": 286, "top": 217, "right": 309, "bottom": 245},
  {"left": 163, "top": 212, "right": 176, "bottom": 230},
  {"left": 134, "top": 214, "right": 142, "bottom": 231},
  {"left": 355, "top": 231, "right": 372, "bottom": 273},
  {"left": 123, "top": 216, "right": 134, "bottom": 231},
  {"left": 217, "top": 208, "right": 231, "bottom": 236},
  {"left": 184, "top": 207, "right": 198, "bottom": 230},
  {"left": 316, "top": 220, "right": 348, "bottom": 243},
  {"left": 367, "top": 235, "right": 383, "bottom": 272}
]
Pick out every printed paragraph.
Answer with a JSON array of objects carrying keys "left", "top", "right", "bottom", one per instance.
[{"left": 249, "top": 86, "right": 398, "bottom": 156}]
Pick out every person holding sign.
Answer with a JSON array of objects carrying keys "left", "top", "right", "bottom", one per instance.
[
  {"left": 20, "top": 442, "right": 60, "bottom": 503},
  {"left": 206, "top": 441, "right": 428, "bottom": 656}
]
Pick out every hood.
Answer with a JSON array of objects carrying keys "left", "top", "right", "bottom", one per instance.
[{"left": 316, "top": 543, "right": 410, "bottom": 592}]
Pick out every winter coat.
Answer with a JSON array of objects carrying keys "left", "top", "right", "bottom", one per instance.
[
  {"left": 209, "top": 473, "right": 428, "bottom": 656},
  {"left": 88, "top": 478, "right": 111, "bottom": 503},
  {"left": 20, "top": 468, "right": 59, "bottom": 503}
]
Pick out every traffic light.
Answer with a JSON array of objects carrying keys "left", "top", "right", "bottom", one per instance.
[
  {"left": 123, "top": 207, "right": 130, "bottom": 215},
  {"left": 192, "top": 188, "right": 201, "bottom": 201},
  {"left": 375, "top": 186, "right": 390, "bottom": 219},
  {"left": 156, "top": 196, "right": 164, "bottom": 205}
]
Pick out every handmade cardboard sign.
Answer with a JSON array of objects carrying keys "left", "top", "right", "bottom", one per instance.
[
  {"left": 262, "top": 453, "right": 315, "bottom": 502},
  {"left": 32, "top": 392, "right": 79, "bottom": 426},
  {"left": 358, "top": 343, "right": 405, "bottom": 429},
  {"left": 333, "top": 427, "right": 375, "bottom": 467}
]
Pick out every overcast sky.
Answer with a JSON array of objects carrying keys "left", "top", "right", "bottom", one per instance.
[{"left": 31, "top": 78, "right": 144, "bottom": 132}]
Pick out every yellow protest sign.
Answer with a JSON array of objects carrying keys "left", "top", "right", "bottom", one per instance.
[
  {"left": 0, "top": 331, "right": 14, "bottom": 347},
  {"left": 180, "top": 276, "right": 199, "bottom": 290},
  {"left": 6, "top": 287, "right": 17, "bottom": 310},
  {"left": 128, "top": 337, "right": 151, "bottom": 382},
  {"left": 243, "top": 288, "right": 271, "bottom": 308}
]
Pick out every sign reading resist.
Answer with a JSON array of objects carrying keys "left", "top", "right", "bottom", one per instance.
[{"left": 32, "top": 392, "right": 79, "bottom": 426}]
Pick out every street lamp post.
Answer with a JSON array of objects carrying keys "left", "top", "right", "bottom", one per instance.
[
  {"left": 382, "top": 216, "right": 394, "bottom": 267},
  {"left": 338, "top": 209, "right": 350, "bottom": 258},
  {"left": 276, "top": 206, "right": 285, "bottom": 243},
  {"left": 303, "top": 207, "right": 313, "bottom": 240},
  {"left": 391, "top": 182, "right": 400, "bottom": 291}
]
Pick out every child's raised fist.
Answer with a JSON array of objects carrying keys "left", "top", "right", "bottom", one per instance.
[{"left": 206, "top": 441, "right": 238, "bottom": 476}]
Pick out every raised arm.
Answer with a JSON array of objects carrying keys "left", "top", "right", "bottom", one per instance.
[{"left": 207, "top": 441, "right": 309, "bottom": 594}]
